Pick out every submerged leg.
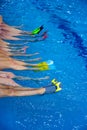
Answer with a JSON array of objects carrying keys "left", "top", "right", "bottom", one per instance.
[
  {"left": 12, "top": 52, "right": 39, "bottom": 57},
  {"left": 14, "top": 76, "right": 50, "bottom": 81},
  {"left": 18, "top": 58, "right": 41, "bottom": 62}
]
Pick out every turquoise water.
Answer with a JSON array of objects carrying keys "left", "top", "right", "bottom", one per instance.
[{"left": 0, "top": 0, "right": 87, "bottom": 130}]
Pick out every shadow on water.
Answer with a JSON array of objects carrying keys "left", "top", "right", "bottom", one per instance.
[
  {"left": 58, "top": 24, "right": 87, "bottom": 61},
  {"left": 31, "top": 0, "right": 87, "bottom": 69}
]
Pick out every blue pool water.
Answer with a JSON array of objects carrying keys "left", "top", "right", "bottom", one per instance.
[{"left": 0, "top": 0, "right": 87, "bottom": 130}]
